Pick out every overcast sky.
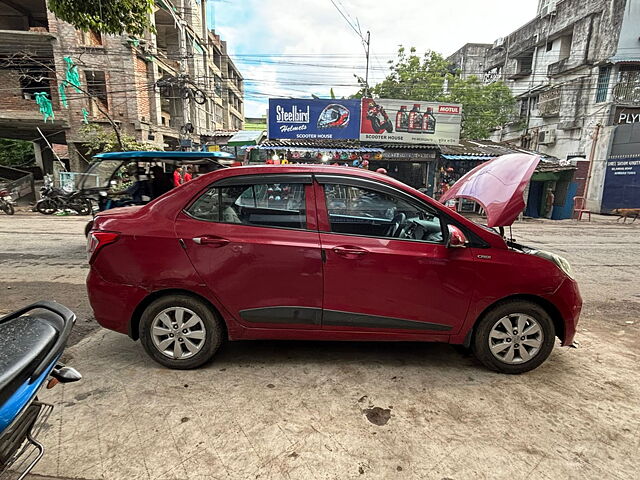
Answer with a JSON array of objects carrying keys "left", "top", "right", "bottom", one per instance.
[{"left": 211, "top": 0, "right": 540, "bottom": 116}]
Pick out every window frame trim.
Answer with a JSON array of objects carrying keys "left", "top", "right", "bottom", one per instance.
[
  {"left": 182, "top": 176, "right": 316, "bottom": 232},
  {"left": 315, "top": 174, "right": 447, "bottom": 245}
]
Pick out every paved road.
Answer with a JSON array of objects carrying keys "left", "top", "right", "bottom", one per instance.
[{"left": 1, "top": 212, "right": 639, "bottom": 479}]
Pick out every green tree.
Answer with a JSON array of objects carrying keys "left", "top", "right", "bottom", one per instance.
[
  {"left": 48, "top": 0, "right": 154, "bottom": 36},
  {"left": 366, "top": 47, "right": 515, "bottom": 139},
  {"left": 80, "top": 124, "right": 158, "bottom": 154},
  {"left": 0, "top": 139, "right": 35, "bottom": 167}
]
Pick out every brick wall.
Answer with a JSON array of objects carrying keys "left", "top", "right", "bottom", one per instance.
[
  {"left": 0, "top": 69, "right": 61, "bottom": 113},
  {"left": 135, "top": 56, "right": 151, "bottom": 122}
]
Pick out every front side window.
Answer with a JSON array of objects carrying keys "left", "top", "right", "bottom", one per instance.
[
  {"left": 323, "top": 184, "right": 443, "bottom": 243},
  {"left": 187, "top": 183, "right": 307, "bottom": 229}
]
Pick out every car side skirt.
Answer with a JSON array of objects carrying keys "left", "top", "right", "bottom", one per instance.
[{"left": 239, "top": 306, "right": 452, "bottom": 332}]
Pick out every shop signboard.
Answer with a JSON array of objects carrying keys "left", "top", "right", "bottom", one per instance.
[
  {"left": 359, "top": 98, "right": 462, "bottom": 145},
  {"left": 614, "top": 106, "right": 640, "bottom": 125},
  {"left": 267, "top": 99, "right": 361, "bottom": 140},
  {"left": 601, "top": 155, "right": 640, "bottom": 210}
]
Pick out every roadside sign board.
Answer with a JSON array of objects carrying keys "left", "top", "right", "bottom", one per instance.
[
  {"left": 359, "top": 98, "right": 462, "bottom": 145},
  {"left": 267, "top": 99, "right": 361, "bottom": 140}
]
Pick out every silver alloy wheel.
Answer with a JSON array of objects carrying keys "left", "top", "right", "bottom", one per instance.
[
  {"left": 150, "top": 307, "right": 206, "bottom": 360},
  {"left": 488, "top": 313, "right": 544, "bottom": 364}
]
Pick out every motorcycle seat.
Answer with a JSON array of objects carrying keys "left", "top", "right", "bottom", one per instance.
[{"left": 0, "top": 314, "right": 60, "bottom": 408}]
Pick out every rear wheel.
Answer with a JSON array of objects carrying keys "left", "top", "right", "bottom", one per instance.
[
  {"left": 472, "top": 300, "right": 555, "bottom": 374},
  {"left": 139, "top": 295, "right": 224, "bottom": 369}
]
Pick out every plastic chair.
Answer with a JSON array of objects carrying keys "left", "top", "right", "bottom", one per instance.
[{"left": 573, "top": 196, "right": 591, "bottom": 221}]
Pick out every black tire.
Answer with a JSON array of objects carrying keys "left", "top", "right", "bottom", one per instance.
[
  {"left": 192, "top": 87, "right": 207, "bottom": 105},
  {"left": 84, "top": 219, "right": 94, "bottom": 237},
  {"left": 1, "top": 203, "right": 14, "bottom": 215},
  {"left": 71, "top": 199, "right": 92, "bottom": 215},
  {"left": 139, "top": 294, "right": 224, "bottom": 369},
  {"left": 36, "top": 199, "right": 56, "bottom": 215},
  {"left": 472, "top": 300, "right": 555, "bottom": 374},
  {"left": 383, "top": 120, "right": 394, "bottom": 133}
]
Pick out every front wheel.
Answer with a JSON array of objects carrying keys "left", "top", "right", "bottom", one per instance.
[
  {"left": 139, "top": 295, "right": 224, "bottom": 369},
  {"left": 1, "top": 203, "right": 14, "bottom": 215},
  {"left": 472, "top": 300, "right": 555, "bottom": 374},
  {"left": 36, "top": 199, "right": 56, "bottom": 215},
  {"left": 71, "top": 199, "right": 92, "bottom": 216}
]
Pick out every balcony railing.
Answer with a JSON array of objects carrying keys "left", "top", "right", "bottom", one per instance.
[{"left": 613, "top": 71, "right": 640, "bottom": 105}]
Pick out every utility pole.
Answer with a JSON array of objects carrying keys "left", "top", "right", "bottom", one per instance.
[{"left": 364, "top": 30, "right": 371, "bottom": 97}]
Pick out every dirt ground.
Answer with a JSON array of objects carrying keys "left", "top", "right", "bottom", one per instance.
[{"left": 1, "top": 211, "right": 639, "bottom": 480}]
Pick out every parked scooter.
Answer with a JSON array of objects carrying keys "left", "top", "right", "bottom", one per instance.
[
  {"left": 0, "top": 301, "right": 81, "bottom": 479},
  {"left": 35, "top": 185, "right": 92, "bottom": 215},
  {"left": 0, "top": 190, "right": 15, "bottom": 215}
]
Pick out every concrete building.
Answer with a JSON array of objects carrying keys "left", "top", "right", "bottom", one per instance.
[
  {"left": 447, "top": 43, "right": 492, "bottom": 80},
  {"left": 0, "top": 0, "right": 244, "bottom": 173},
  {"left": 450, "top": 0, "right": 640, "bottom": 212}
]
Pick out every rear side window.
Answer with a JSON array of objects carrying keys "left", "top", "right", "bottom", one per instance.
[{"left": 187, "top": 183, "right": 307, "bottom": 230}]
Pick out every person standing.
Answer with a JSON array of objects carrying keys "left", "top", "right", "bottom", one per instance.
[
  {"left": 184, "top": 166, "right": 193, "bottom": 182},
  {"left": 545, "top": 188, "right": 555, "bottom": 219},
  {"left": 173, "top": 167, "right": 184, "bottom": 187}
]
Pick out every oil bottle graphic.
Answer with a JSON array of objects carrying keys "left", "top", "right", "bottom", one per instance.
[
  {"left": 422, "top": 106, "right": 437, "bottom": 134},
  {"left": 395, "top": 105, "right": 409, "bottom": 132},
  {"left": 407, "top": 104, "right": 423, "bottom": 133}
]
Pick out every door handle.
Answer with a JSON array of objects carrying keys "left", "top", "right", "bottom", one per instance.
[
  {"left": 333, "top": 246, "right": 368, "bottom": 256},
  {"left": 193, "top": 236, "right": 230, "bottom": 247}
]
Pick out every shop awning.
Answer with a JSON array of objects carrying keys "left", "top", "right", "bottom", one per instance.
[
  {"left": 441, "top": 154, "right": 494, "bottom": 160},
  {"left": 227, "top": 130, "right": 266, "bottom": 146}
]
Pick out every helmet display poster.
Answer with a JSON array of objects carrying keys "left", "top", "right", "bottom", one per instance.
[{"left": 268, "top": 99, "right": 361, "bottom": 140}]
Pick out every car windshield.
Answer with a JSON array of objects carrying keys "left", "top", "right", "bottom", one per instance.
[{"left": 77, "top": 159, "right": 124, "bottom": 189}]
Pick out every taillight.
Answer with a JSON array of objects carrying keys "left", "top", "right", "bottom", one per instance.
[{"left": 87, "top": 231, "right": 119, "bottom": 262}]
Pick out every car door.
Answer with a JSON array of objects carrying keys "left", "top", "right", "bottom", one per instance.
[
  {"left": 174, "top": 173, "right": 324, "bottom": 330},
  {"left": 315, "top": 174, "right": 477, "bottom": 335}
]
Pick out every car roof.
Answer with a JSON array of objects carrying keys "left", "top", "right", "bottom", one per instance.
[
  {"left": 214, "top": 164, "right": 407, "bottom": 187},
  {"left": 93, "top": 151, "right": 235, "bottom": 160}
]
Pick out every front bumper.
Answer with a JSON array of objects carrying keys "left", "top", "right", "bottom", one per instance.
[{"left": 549, "top": 277, "right": 582, "bottom": 346}]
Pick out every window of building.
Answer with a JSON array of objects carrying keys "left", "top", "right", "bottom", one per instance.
[
  {"left": 519, "top": 98, "right": 529, "bottom": 118},
  {"left": 85, "top": 71, "right": 108, "bottom": 112},
  {"left": 187, "top": 183, "right": 307, "bottom": 229},
  {"left": 546, "top": 41, "right": 554, "bottom": 52},
  {"left": 77, "top": 30, "right": 103, "bottom": 47},
  {"left": 595, "top": 65, "right": 612, "bottom": 103},
  {"left": 19, "top": 70, "right": 51, "bottom": 100},
  {"left": 322, "top": 184, "right": 443, "bottom": 242}
]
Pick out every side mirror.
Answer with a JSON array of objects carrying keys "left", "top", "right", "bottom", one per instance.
[{"left": 446, "top": 224, "right": 468, "bottom": 248}]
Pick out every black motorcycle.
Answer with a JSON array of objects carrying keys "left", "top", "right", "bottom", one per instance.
[
  {"left": 35, "top": 185, "right": 92, "bottom": 215},
  {"left": 0, "top": 189, "right": 15, "bottom": 215},
  {"left": 0, "top": 302, "right": 81, "bottom": 479}
]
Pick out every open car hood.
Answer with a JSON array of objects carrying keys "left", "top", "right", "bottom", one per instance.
[{"left": 439, "top": 153, "right": 540, "bottom": 227}]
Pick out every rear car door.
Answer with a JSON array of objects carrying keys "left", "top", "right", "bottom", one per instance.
[
  {"left": 315, "top": 175, "right": 476, "bottom": 335},
  {"left": 174, "top": 174, "right": 324, "bottom": 330}
]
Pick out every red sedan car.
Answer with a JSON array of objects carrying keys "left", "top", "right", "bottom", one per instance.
[{"left": 86, "top": 164, "right": 581, "bottom": 373}]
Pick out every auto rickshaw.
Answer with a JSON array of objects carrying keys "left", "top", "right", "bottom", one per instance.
[{"left": 77, "top": 151, "right": 234, "bottom": 236}]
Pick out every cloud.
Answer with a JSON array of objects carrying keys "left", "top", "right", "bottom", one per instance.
[{"left": 213, "top": 0, "right": 540, "bottom": 116}]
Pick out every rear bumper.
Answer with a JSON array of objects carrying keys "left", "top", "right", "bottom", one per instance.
[
  {"left": 86, "top": 269, "right": 148, "bottom": 336},
  {"left": 549, "top": 277, "right": 582, "bottom": 346}
]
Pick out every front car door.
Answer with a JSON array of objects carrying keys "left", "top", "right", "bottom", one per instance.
[
  {"left": 174, "top": 173, "right": 324, "bottom": 331},
  {"left": 315, "top": 174, "right": 477, "bottom": 337}
]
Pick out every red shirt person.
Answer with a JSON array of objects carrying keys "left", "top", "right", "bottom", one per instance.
[
  {"left": 173, "top": 167, "right": 184, "bottom": 187},
  {"left": 183, "top": 166, "right": 193, "bottom": 182}
]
